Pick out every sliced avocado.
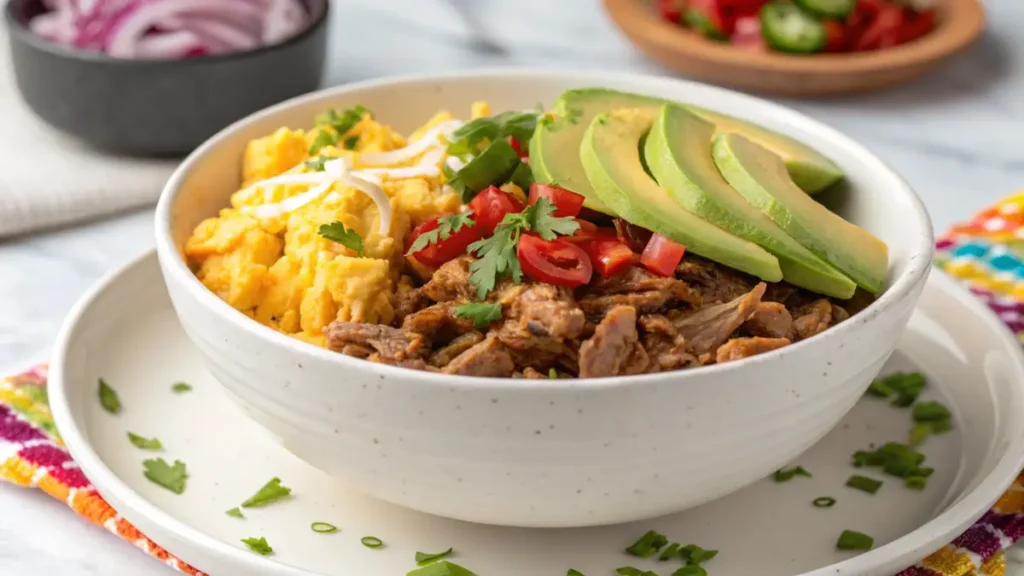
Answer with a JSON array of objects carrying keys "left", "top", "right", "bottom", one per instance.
[
  {"left": 712, "top": 132, "right": 888, "bottom": 294},
  {"left": 580, "top": 108, "right": 782, "bottom": 282},
  {"left": 646, "top": 105, "right": 856, "bottom": 299},
  {"left": 687, "top": 106, "right": 843, "bottom": 194}
]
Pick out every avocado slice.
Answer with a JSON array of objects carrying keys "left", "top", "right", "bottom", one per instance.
[
  {"left": 580, "top": 108, "right": 782, "bottom": 282},
  {"left": 531, "top": 87, "right": 842, "bottom": 206},
  {"left": 687, "top": 106, "right": 843, "bottom": 194},
  {"left": 712, "top": 132, "right": 889, "bottom": 294},
  {"left": 646, "top": 105, "right": 856, "bottom": 299}
]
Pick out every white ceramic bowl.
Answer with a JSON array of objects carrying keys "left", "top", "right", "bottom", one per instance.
[{"left": 155, "top": 70, "right": 933, "bottom": 528}]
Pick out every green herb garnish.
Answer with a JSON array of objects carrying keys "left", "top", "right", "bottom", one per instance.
[
  {"left": 127, "top": 432, "right": 162, "bottom": 451},
  {"left": 869, "top": 372, "right": 926, "bottom": 407},
  {"left": 240, "top": 477, "right": 292, "bottom": 508},
  {"left": 305, "top": 156, "right": 329, "bottom": 171},
  {"left": 416, "top": 547, "right": 454, "bottom": 565},
  {"left": 319, "top": 222, "right": 364, "bottom": 257},
  {"left": 453, "top": 302, "right": 503, "bottom": 330},
  {"left": 846, "top": 474, "right": 883, "bottom": 494},
  {"left": 171, "top": 382, "right": 192, "bottom": 393},
  {"left": 773, "top": 466, "right": 812, "bottom": 482},
  {"left": 343, "top": 135, "right": 360, "bottom": 150},
  {"left": 226, "top": 507, "right": 244, "bottom": 518},
  {"left": 549, "top": 368, "right": 558, "bottom": 379},
  {"left": 671, "top": 567, "right": 707, "bottom": 576},
  {"left": 406, "top": 212, "right": 476, "bottom": 256},
  {"left": 852, "top": 442, "right": 927, "bottom": 481},
  {"left": 142, "top": 458, "right": 187, "bottom": 494},
  {"left": 467, "top": 198, "right": 579, "bottom": 298},
  {"left": 836, "top": 529, "right": 873, "bottom": 550},
  {"left": 241, "top": 536, "right": 273, "bottom": 555},
  {"left": 406, "top": 561, "right": 478, "bottom": 576},
  {"left": 311, "top": 522, "right": 338, "bottom": 533},
  {"left": 913, "top": 401, "right": 952, "bottom": 422},
  {"left": 309, "top": 130, "right": 338, "bottom": 155},
  {"left": 625, "top": 530, "right": 669, "bottom": 558},
  {"left": 679, "top": 544, "right": 718, "bottom": 564},
  {"left": 659, "top": 542, "right": 681, "bottom": 560},
  {"left": 930, "top": 419, "right": 953, "bottom": 434},
  {"left": 909, "top": 423, "right": 931, "bottom": 447},
  {"left": 316, "top": 105, "right": 371, "bottom": 136},
  {"left": 615, "top": 568, "right": 657, "bottom": 576},
  {"left": 567, "top": 571, "right": 585, "bottom": 576},
  {"left": 98, "top": 378, "right": 121, "bottom": 414},
  {"left": 905, "top": 475, "right": 929, "bottom": 490},
  {"left": 447, "top": 110, "right": 539, "bottom": 157},
  {"left": 813, "top": 496, "right": 836, "bottom": 508},
  {"left": 361, "top": 536, "right": 383, "bottom": 548}
]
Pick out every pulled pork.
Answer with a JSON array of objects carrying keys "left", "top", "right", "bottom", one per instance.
[{"left": 325, "top": 254, "right": 864, "bottom": 377}]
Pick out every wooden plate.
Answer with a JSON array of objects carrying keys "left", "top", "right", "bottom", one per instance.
[{"left": 603, "top": 0, "right": 986, "bottom": 97}]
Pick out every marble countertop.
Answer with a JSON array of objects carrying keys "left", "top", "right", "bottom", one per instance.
[{"left": 3, "top": 0, "right": 1024, "bottom": 574}]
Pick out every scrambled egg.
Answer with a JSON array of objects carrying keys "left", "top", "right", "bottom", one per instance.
[{"left": 185, "top": 104, "right": 489, "bottom": 347}]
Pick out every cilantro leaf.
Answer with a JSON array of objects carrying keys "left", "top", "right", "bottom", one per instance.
[
  {"left": 454, "top": 302, "right": 503, "bottom": 330},
  {"left": 240, "top": 477, "right": 292, "bottom": 508},
  {"left": 226, "top": 507, "right": 244, "bottom": 518},
  {"left": 407, "top": 560, "right": 479, "bottom": 576},
  {"left": 343, "top": 135, "right": 360, "bottom": 150},
  {"left": 98, "top": 378, "right": 121, "bottom": 414},
  {"left": 467, "top": 225, "right": 521, "bottom": 299},
  {"left": 318, "top": 222, "right": 364, "bottom": 257},
  {"left": 127, "top": 432, "right": 162, "bottom": 451},
  {"left": 406, "top": 212, "right": 476, "bottom": 257},
  {"left": 241, "top": 536, "right": 273, "bottom": 556},
  {"left": 171, "top": 382, "right": 191, "bottom": 393},
  {"left": 447, "top": 111, "right": 539, "bottom": 157},
  {"left": 143, "top": 458, "right": 188, "bottom": 494},
  {"left": 304, "top": 156, "right": 328, "bottom": 171},
  {"left": 316, "top": 105, "right": 371, "bottom": 136},
  {"left": 415, "top": 547, "right": 454, "bottom": 565},
  {"left": 309, "top": 130, "right": 338, "bottom": 155},
  {"left": 525, "top": 197, "right": 580, "bottom": 240}
]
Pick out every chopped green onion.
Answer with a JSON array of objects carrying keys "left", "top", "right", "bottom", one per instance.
[
  {"left": 567, "top": 571, "right": 585, "bottom": 576},
  {"left": 866, "top": 378, "right": 894, "bottom": 397},
  {"left": 905, "top": 475, "right": 928, "bottom": 490},
  {"left": 361, "top": 536, "right": 383, "bottom": 548},
  {"left": 930, "top": 419, "right": 954, "bottom": 434},
  {"left": 416, "top": 548, "right": 454, "bottom": 565},
  {"left": 311, "top": 522, "right": 338, "bottom": 533},
  {"left": 679, "top": 544, "right": 718, "bottom": 564},
  {"left": 671, "top": 567, "right": 707, "bottom": 576},
  {"left": 241, "top": 536, "right": 273, "bottom": 555},
  {"left": 405, "top": 561, "right": 478, "bottom": 576},
  {"left": 909, "top": 423, "right": 931, "bottom": 447},
  {"left": 853, "top": 442, "right": 927, "bottom": 480},
  {"left": 878, "top": 372, "right": 926, "bottom": 407},
  {"left": 625, "top": 530, "right": 669, "bottom": 558},
  {"left": 836, "top": 530, "right": 873, "bottom": 550},
  {"left": 912, "top": 401, "right": 952, "bottom": 422},
  {"left": 813, "top": 496, "right": 836, "bottom": 508},
  {"left": 225, "top": 507, "right": 243, "bottom": 519},
  {"left": 549, "top": 367, "right": 558, "bottom": 379},
  {"left": 615, "top": 568, "right": 657, "bottom": 576},
  {"left": 659, "top": 542, "right": 681, "bottom": 560},
  {"left": 171, "top": 382, "right": 192, "bottom": 393},
  {"left": 773, "top": 466, "right": 812, "bottom": 482},
  {"left": 846, "top": 475, "right": 883, "bottom": 494}
]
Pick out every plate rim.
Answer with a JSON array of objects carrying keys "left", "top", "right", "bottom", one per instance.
[{"left": 48, "top": 250, "right": 1024, "bottom": 576}]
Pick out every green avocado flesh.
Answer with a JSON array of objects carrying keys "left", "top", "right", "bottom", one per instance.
[
  {"left": 580, "top": 109, "right": 783, "bottom": 282},
  {"left": 712, "top": 132, "right": 889, "bottom": 294},
  {"left": 645, "top": 105, "right": 856, "bottom": 299}
]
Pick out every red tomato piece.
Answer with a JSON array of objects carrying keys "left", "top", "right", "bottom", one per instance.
[
  {"left": 823, "top": 19, "right": 850, "bottom": 52},
  {"left": 583, "top": 237, "right": 636, "bottom": 278},
  {"left": 507, "top": 136, "right": 527, "bottom": 159},
  {"left": 721, "top": 0, "right": 768, "bottom": 18},
  {"left": 640, "top": 234, "right": 687, "bottom": 277},
  {"left": 564, "top": 219, "right": 601, "bottom": 243},
  {"left": 853, "top": 4, "right": 904, "bottom": 51},
  {"left": 659, "top": 0, "right": 687, "bottom": 22},
  {"left": 407, "top": 215, "right": 482, "bottom": 268},
  {"left": 468, "top": 185, "right": 526, "bottom": 236},
  {"left": 517, "top": 234, "right": 593, "bottom": 288},
  {"left": 731, "top": 15, "right": 767, "bottom": 52},
  {"left": 685, "top": 0, "right": 735, "bottom": 39},
  {"left": 528, "top": 183, "right": 586, "bottom": 218},
  {"left": 898, "top": 9, "right": 935, "bottom": 44}
]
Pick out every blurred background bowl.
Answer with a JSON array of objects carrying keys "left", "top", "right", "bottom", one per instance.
[
  {"left": 3, "top": 0, "right": 329, "bottom": 156},
  {"left": 603, "top": 0, "right": 985, "bottom": 97}
]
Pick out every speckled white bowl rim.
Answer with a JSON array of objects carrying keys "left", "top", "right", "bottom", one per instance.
[{"left": 151, "top": 68, "right": 934, "bottom": 390}]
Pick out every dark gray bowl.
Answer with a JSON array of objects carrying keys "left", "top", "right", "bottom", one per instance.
[{"left": 4, "top": 0, "right": 329, "bottom": 156}]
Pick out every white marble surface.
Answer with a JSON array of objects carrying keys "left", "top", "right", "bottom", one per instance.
[{"left": 3, "top": 0, "right": 1024, "bottom": 574}]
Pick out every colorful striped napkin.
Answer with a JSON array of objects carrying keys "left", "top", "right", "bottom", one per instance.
[{"left": 5, "top": 193, "right": 1024, "bottom": 575}]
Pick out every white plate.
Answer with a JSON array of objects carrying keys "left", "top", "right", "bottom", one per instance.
[{"left": 49, "top": 252, "right": 1024, "bottom": 576}]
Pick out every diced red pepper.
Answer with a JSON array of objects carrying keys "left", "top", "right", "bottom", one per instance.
[
  {"left": 468, "top": 185, "right": 525, "bottom": 236},
  {"left": 582, "top": 237, "right": 636, "bottom": 278},
  {"left": 528, "top": 183, "right": 586, "bottom": 218},
  {"left": 640, "top": 234, "right": 686, "bottom": 277}
]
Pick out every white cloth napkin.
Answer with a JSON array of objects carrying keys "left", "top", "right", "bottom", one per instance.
[{"left": 0, "top": 29, "right": 177, "bottom": 239}]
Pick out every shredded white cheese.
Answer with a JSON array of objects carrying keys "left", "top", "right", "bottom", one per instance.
[{"left": 358, "top": 120, "right": 462, "bottom": 166}]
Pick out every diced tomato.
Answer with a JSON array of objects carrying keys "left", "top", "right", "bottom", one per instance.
[
  {"left": 684, "top": 0, "right": 735, "bottom": 39},
  {"left": 507, "top": 136, "right": 527, "bottom": 159},
  {"left": 583, "top": 237, "right": 636, "bottom": 278},
  {"left": 731, "top": 15, "right": 767, "bottom": 52},
  {"left": 721, "top": 0, "right": 768, "bottom": 18},
  {"left": 853, "top": 4, "right": 905, "bottom": 51},
  {"left": 564, "top": 219, "right": 600, "bottom": 243},
  {"left": 823, "top": 19, "right": 850, "bottom": 52},
  {"left": 640, "top": 234, "right": 687, "bottom": 277},
  {"left": 528, "top": 183, "right": 586, "bottom": 218},
  {"left": 898, "top": 9, "right": 935, "bottom": 44},
  {"left": 658, "top": 0, "right": 687, "bottom": 23},
  {"left": 468, "top": 185, "right": 526, "bottom": 236},
  {"left": 407, "top": 215, "right": 481, "bottom": 268},
  {"left": 517, "top": 234, "right": 593, "bottom": 288}
]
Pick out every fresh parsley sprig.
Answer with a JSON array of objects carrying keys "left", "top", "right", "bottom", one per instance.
[
  {"left": 406, "top": 212, "right": 476, "bottom": 256},
  {"left": 319, "top": 222, "right": 364, "bottom": 257},
  {"left": 466, "top": 197, "right": 579, "bottom": 298}
]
